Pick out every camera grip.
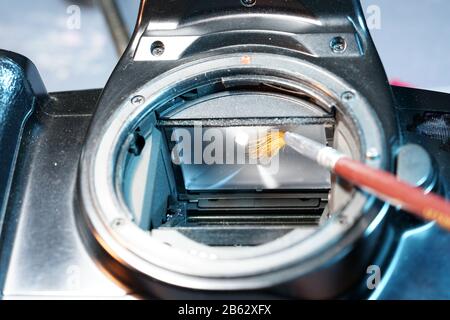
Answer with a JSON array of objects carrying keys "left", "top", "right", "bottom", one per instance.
[{"left": 0, "top": 51, "right": 45, "bottom": 226}]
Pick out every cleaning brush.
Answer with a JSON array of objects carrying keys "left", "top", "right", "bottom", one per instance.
[{"left": 249, "top": 130, "right": 450, "bottom": 230}]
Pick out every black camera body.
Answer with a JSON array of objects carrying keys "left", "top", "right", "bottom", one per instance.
[{"left": 0, "top": 0, "right": 449, "bottom": 299}]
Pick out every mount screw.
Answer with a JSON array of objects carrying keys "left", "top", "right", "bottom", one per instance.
[
  {"left": 111, "top": 218, "right": 125, "bottom": 229},
  {"left": 366, "top": 148, "right": 380, "bottom": 160},
  {"left": 241, "top": 0, "right": 256, "bottom": 7},
  {"left": 330, "top": 36, "right": 347, "bottom": 53},
  {"left": 151, "top": 41, "right": 165, "bottom": 56},
  {"left": 131, "top": 95, "right": 145, "bottom": 106},
  {"left": 341, "top": 91, "right": 355, "bottom": 101}
]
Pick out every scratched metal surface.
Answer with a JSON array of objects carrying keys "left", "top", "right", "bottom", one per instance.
[{"left": 0, "top": 88, "right": 131, "bottom": 298}]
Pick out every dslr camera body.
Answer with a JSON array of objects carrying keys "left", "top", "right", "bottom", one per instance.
[{"left": 0, "top": 0, "right": 449, "bottom": 299}]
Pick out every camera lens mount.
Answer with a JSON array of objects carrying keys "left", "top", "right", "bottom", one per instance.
[{"left": 77, "top": 53, "right": 388, "bottom": 298}]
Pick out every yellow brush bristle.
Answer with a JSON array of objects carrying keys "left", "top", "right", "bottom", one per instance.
[{"left": 248, "top": 130, "right": 286, "bottom": 161}]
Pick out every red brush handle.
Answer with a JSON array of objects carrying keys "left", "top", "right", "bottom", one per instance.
[{"left": 334, "top": 157, "right": 450, "bottom": 230}]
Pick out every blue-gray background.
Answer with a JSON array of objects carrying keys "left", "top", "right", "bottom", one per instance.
[{"left": 1, "top": 0, "right": 449, "bottom": 93}]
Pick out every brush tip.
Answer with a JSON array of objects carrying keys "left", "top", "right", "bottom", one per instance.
[{"left": 248, "top": 130, "right": 286, "bottom": 161}]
